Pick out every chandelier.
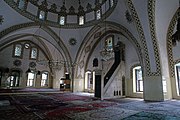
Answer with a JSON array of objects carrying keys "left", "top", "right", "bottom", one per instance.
[
  {"left": 37, "top": 59, "right": 64, "bottom": 70},
  {"left": 100, "top": 48, "right": 114, "bottom": 61}
]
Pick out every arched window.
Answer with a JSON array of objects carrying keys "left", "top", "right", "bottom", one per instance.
[
  {"left": 133, "top": 66, "right": 143, "bottom": 92},
  {"left": 59, "top": 16, "right": 65, "bottom": 25},
  {"left": 79, "top": 15, "right": 84, "bottom": 25},
  {"left": 85, "top": 71, "right": 95, "bottom": 92},
  {"left": 13, "top": 44, "right": 23, "bottom": 58},
  {"left": 27, "top": 72, "right": 35, "bottom": 87},
  {"left": 9, "top": 70, "right": 20, "bottom": 87},
  {"left": 30, "top": 47, "right": 38, "bottom": 59},
  {"left": 39, "top": 10, "right": 45, "bottom": 20},
  {"left": 96, "top": 9, "right": 101, "bottom": 20},
  {"left": 41, "top": 72, "right": 48, "bottom": 87},
  {"left": 93, "top": 58, "right": 98, "bottom": 67},
  {"left": 105, "top": 35, "right": 114, "bottom": 51}
]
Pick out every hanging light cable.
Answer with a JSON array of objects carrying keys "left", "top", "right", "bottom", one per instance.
[{"left": 99, "top": 0, "right": 114, "bottom": 61}]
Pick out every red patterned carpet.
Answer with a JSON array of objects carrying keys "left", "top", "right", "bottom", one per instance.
[
  {"left": 0, "top": 92, "right": 118, "bottom": 120},
  {"left": 1, "top": 90, "right": 180, "bottom": 120}
]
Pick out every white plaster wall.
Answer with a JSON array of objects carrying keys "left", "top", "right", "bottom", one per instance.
[
  {"left": 0, "top": 1, "right": 32, "bottom": 31},
  {"left": 104, "top": 61, "right": 125, "bottom": 98},
  {"left": 73, "top": 78, "right": 84, "bottom": 92},
  {"left": 107, "top": 0, "right": 140, "bottom": 41},
  {"left": 51, "top": 27, "right": 92, "bottom": 62},
  {"left": 132, "top": 0, "right": 157, "bottom": 72},
  {"left": 0, "top": 42, "right": 51, "bottom": 88},
  {"left": 156, "top": 0, "right": 178, "bottom": 99}
]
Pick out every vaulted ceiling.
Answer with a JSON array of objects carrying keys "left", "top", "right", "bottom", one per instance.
[{"left": 0, "top": 0, "right": 179, "bottom": 77}]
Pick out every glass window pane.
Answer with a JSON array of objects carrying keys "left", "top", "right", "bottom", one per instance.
[
  {"left": 27, "top": 72, "right": 35, "bottom": 87},
  {"left": 96, "top": 9, "right": 101, "bottom": 20},
  {"left": 59, "top": 16, "right": 65, "bottom": 25},
  {"left": 41, "top": 72, "right": 48, "bottom": 86},
  {"left": 39, "top": 11, "right": 45, "bottom": 20},
  {"left": 105, "top": 37, "right": 113, "bottom": 51},
  {"left": 15, "top": 44, "right": 22, "bottom": 56},
  {"left": 175, "top": 65, "right": 180, "bottom": 95},
  {"left": 133, "top": 66, "right": 143, "bottom": 92},
  {"left": 79, "top": 16, "right": 84, "bottom": 25},
  {"left": 31, "top": 48, "right": 37, "bottom": 59}
]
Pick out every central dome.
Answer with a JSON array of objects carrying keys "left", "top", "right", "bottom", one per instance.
[{"left": 4, "top": 0, "right": 118, "bottom": 28}]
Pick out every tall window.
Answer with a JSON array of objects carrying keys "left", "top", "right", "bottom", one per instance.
[
  {"left": 27, "top": 72, "right": 35, "bottom": 87},
  {"left": 30, "top": 47, "right": 38, "bottom": 59},
  {"left": 175, "top": 63, "right": 180, "bottom": 95},
  {"left": 85, "top": 71, "right": 95, "bottom": 92},
  {"left": 41, "top": 72, "right": 48, "bottom": 87},
  {"left": 14, "top": 44, "right": 22, "bottom": 57},
  {"left": 79, "top": 16, "right": 84, "bottom": 25},
  {"left": 9, "top": 70, "right": 20, "bottom": 87},
  {"left": 133, "top": 66, "right": 143, "bottom": 92},
  {"left": 105, "top": 36, "right": 113, "bottom": 51},
  {"left": 59, "top": 16, "right": 65, "bottom": 25},
  {"left": 96, "top": 9, "right": 101, "bottom": 20},
  {"left": 39, "top": 10, "right": 45, "bottom": 20}
]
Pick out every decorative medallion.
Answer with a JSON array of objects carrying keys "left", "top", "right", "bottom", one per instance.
[
  {"left": 69, "top": 38, "right": 77, "bottom": 46},
  {"left": 13, "top": 60, "right": 22, "bottom": 66},
  {"left": 29, "top": 62, "right": 36, "bottom": 68},
  {"left": 24, "top": 43, "right": 30, "bottom": 49},
  {"left": 0, "top": 15, "right": 4, "bottom": 25}
]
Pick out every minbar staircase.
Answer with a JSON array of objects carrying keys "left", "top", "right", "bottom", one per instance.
[
  {"left": 104, "top": 49, "right": 120, "bottom": 86},
  {"left": 102, "top": 41, "right": 125, "bottom": 98}
]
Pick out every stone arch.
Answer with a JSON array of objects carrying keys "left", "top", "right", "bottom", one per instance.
[
  {"left": 75, "top": 21, "right": 145, "bottom": 80},
  {"left": 0, "top": 22, "right": 72, "bottom": 70}
]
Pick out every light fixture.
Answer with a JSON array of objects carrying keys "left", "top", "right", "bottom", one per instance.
[
  {"left": 99, "top": 1, "right": 114, "bottom": 61},
  {"left": 172, "top": 0, "right": 180, "bottom": 46},
  {"left": 33, "top": 25, "right": 64, "bottom": 70},
  {"left": 100, "top": 47, "right": 114, "bottom": 61},
  {"left": 37, "top": 59, "right": 64, "bottom": 70}
]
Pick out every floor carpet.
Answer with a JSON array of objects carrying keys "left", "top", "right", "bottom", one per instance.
[{"left": 0, "top": 92, "right": 180, "bottom": 120}]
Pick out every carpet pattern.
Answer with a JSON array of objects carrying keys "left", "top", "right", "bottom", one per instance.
[
  {"left": 0, "top": 88, "right": 60, "bottom": 93},
  {"left": 1, "top": 92, "right": 180, "bottom": 120},
  {"left": 122, "top": 112, "right": 180, "bottom": 120}
]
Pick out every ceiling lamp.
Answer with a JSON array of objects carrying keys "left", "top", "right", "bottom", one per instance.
[
  {"left": 100, "top": 48, "right": 114, "bottom": 61},
  {"left": 172, "top": 0, "right": 180, "bottom": 46},
  {"left": 37, "top": 60, "right": 64, "bottom": 70}
]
